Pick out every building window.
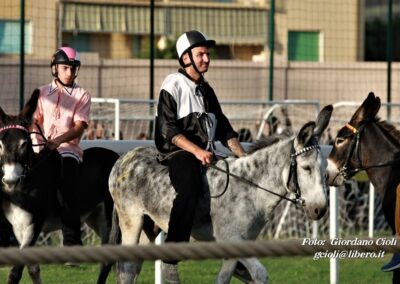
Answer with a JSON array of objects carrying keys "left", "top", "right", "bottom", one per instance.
[
  {"left": 63, "top": 33, "right": 91, "bottom": 52},
  {"left": 0, "top": 20, "right": 32, "bottom": 54},
  {"left": 288, "top": 31, "right": 320, "bottom": 62}
]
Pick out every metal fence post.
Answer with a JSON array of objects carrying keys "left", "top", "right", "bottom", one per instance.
[
  {"left": 155, "top": 232, "right": 165, "bottom": 284},
  {"left": 330, "top": 186, "right": 339, "bottom": 284},
  {"left": 19, "top": 0, "right": 25, "bottom": 111},
  {"left": 369, "top": 183, "right": 375, "bottom": 238}
]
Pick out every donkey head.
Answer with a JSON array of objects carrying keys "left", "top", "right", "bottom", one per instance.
[
  {"left": 326, "top": 92, "right": 381, "bottom": 186},
  {"left": 289, "top": 105, "right": 332, "bottom": 220},
  {"left": 0, "top": 89, "right": 40, "bottom": 192}
]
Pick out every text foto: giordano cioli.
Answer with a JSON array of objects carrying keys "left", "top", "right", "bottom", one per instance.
[{"left": 301, "top": 237, "right": 397, "bottom": 246}]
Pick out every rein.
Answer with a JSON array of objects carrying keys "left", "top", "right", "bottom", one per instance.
[
  {"left": 161, "top": 143, "right": 320, "bottom": 207},
  {"left": 0, "top": 123, "right": 48, "bottom": 147},
  {"left": 157, "top": 150, "right": 230, "bottom": 198},
  {"left": 209, "top": 144, "right": 320, "bottom": 207},
  {"left": 30, "top": 123, "right": 48, "bottom": 146},
  {"left": 209, "top": 162, "right": 303, "bottom": 206},
  {"left": 208, "top": 158, "right": 230, "bottom": 198},
  {"left": 338, "top": 122, "right": 400, "bottom": 179}
]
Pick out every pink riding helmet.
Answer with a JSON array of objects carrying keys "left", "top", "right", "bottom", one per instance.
[
  {"left": 51, "top": 47, "right": 81, "bottom": 79},
  {"left": 51, "top": 47, "right": 81, "bottom": 67}
]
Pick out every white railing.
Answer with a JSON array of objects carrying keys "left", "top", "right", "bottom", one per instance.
[{"left": 90, "top": 98, "right": 320, "bottom": 140}]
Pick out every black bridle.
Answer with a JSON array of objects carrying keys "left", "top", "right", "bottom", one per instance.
[
  {"left": 209, "top": 143, "right": 321, "bottom": 208},
  {"left": 337, "top": 122, "right": 400, "bottom": 180},
  {"left": 157, "top": 142, "right": 320, "bottom": 207},
  {"left": 0, "top": 124, "right": 51, "bottom": 186},
  {"left": 286, "top": 143, "right": 320, "bottom": 206},
  {"left": 0, "top": 124, "right": 32, "bottom": 184}
]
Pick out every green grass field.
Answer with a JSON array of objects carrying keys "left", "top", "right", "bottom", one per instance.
[{"left": 0, "top": 255, "right": 393, "bottom": 283}]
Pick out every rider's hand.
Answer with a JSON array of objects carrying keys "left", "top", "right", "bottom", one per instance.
[
  {"left": 194, "top": 148, "right": 213, "bottom": 165},
  {"left": 45, "top": 138, "right": 61, "bottom": 151}
]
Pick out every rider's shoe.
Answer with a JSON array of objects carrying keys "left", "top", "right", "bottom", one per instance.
[
  {"left": 161, "top": 262, "right": 180, "bottom": 284},
  {"left": 382, "top": 253, "right": 400, "bottom": 272}
]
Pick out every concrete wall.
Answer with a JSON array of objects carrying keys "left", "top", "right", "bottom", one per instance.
[{"left": 0, "top": 58, "right": 395, "bottom": 115}]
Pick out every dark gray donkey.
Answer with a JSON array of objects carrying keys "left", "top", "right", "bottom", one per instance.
[{"left": 0, "top": 89, "right": 119, "bottom": 284}]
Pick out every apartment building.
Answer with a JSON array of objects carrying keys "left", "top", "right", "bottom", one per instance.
[{"left": 1, "top": 0, "right": 364, "bottom": 62}]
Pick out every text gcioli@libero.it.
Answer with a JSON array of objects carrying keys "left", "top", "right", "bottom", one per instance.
[{"left": 301, "top": 237, "right": 396, "bottom": 260}]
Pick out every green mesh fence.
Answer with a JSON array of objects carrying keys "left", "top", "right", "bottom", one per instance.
[
  {"left": 0, "top": 0, "right": 399, "bottom": 242},
  {"left": 0, "top": 0, "right": 399, "bottom": 140}
]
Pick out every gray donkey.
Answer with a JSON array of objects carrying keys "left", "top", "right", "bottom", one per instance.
[{"left": 104, "top": 105, "right": 332, "bottom": 284}]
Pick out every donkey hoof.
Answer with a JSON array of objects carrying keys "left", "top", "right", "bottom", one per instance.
[{"left": 161, "top": 262, "right": 180, "bottom": 284}]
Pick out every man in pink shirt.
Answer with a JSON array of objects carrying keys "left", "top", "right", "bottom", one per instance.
[{"left": 31, "top": 47, "right": 90, "bottom": 252}]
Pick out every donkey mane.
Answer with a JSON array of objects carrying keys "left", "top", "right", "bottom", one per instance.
[
  {"left": 247, "top": 135, "right": 285, "bottom": 154},
  {"left": 377, "top": 118, "right": 400, "bottom": 147}
]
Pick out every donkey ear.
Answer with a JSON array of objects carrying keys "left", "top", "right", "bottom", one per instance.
[
  {"left": 20, "top": 89, "right": 40, "bottom": 125},
  {"left": 313, "top": 105, "right": 333, "bottom": 138},
  {"left": 350, "top": 92, "right": 381, "bottom": 124},
  {"left": 295, "top": 121, "right": 316, "bottom": 149},
  {"left": 0, "top": 106, "right": 9, "bottom": 127}
]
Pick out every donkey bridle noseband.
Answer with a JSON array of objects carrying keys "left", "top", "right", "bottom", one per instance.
[
  {"left": 338, "top": 122, "right": 400, "bottom": 180},
  {"left": 0, "top": 124, "right": 50, "bottom": 185},
  {"left": 0, "top": 124, "right": 31, "bottom": 184},
  {"left": 210, "top": 143, "right": 320, "bottom": 208}
]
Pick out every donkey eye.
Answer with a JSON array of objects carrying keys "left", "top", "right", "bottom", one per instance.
[
  {"left": 302, "top": 166, "right": 312, "bottom": 174},
  {"left": 335, "top": 137, "right": 345, "bottom": 146}
]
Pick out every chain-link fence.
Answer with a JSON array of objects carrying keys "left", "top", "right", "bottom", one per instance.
[
  {"left": 1, "top": 0, "right": 399, "bottom": 245},
  {"left": 1, "top": 1, "right": 400, "bottom": 113}
]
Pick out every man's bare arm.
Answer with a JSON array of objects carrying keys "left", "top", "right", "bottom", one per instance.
[
  {"left": 171, "top": 134, "right": 213, "bottom": 165},
  {"left": 227, "top": 137, "right": 246, "bottom": 157}
]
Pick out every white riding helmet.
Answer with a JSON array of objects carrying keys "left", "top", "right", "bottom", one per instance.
[{"left": 176, "top": 30, "right": 216, "bottom": 67}]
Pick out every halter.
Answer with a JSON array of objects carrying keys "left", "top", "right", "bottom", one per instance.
[
  {"left": 0, "top": 123, "right": 51, "bottom": 187},
  {"left": 287, "top": 144, "right": 320, "bottom": 206},
  {"left": 337, "top": 121, "right": 400, "bottom": 180},
  {"left": 210, "top": 142, "right": 320, "bottom": 208},
  {"left": 0, "top": 123, "right": 47, "bottom": 146},
  {"left": 337, "top": 123, "right": 365, "bottom": 180},
  {"left": 0, "top": 125, "right": 29, "bottom": 133},
  {"left": 0, "top": 124, "right": 31, "bottom": 185}
]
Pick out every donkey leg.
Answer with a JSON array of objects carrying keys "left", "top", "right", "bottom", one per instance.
[
  {"left": 117, "top": 226, "right": 151, "bottom": 284},
  {"left": 4, "top": 202, "right": 42, "bottom": 284},
  {"left": 17, "top": 226, "right": 42, "bottom": 284},
  {"left": 117, "top": 212, "right": 144, "bottom": 284},
  {"left": 27, "top": 265, "right": 42, "bottom": 284},
  {"left": 236, "top": 257, "right": 268, "bottom": 284},
  {"left": 216, "top": 259, "right": 238, "bottom": 284},
  {"left": 85, "top": 203, "right": 109, "bottom": 244},
  {"left": 7, "top": 266, "right": 25, "bottom": 284}
]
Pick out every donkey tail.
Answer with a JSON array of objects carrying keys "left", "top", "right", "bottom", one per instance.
[{"left": 97, "top": 207, "right": 121, "bottom": 284}]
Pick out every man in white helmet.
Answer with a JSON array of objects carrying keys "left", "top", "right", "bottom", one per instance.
[{"left": 155, "top": 30, "right": 246, "bottom": 282}]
